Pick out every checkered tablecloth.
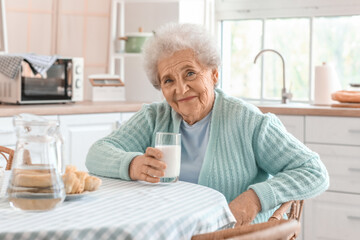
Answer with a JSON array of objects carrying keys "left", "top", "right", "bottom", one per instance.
[{"left": 0, "top": 177, "right": 236, "bottom": 240}]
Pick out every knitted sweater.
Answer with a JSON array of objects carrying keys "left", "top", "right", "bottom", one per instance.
[{"left": 86, "top": 88, "right": 329, "bottom": 222}]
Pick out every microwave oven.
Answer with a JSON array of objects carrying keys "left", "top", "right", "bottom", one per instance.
[{"left": 0, "top": 57, "right": 83, "bottom": 104}]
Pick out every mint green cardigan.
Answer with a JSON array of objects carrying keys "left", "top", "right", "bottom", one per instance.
[{"left": 86, "top": 88, "right": 329, "bottom": 223}]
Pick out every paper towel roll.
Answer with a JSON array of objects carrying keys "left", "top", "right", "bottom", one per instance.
[{"left": 314, "top": 63, "right": 340, "bottom": 105}]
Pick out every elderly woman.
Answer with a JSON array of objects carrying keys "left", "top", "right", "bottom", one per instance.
[{"left": 86, "top": 23, "right": 329, "bottom": 225}]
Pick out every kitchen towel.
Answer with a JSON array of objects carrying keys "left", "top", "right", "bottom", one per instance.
[
  {"left": 0, "top": 53, "right": 57, "bottom": 79},
  {"left": 314, "top": 62, "right": 340, "bottom": 105}
]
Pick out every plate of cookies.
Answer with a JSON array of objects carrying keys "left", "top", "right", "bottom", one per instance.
[
  {"left": 65, "top": 191, "right": 92, "bottom": 200},
  {"left": 62, "top": 165, "right": 102, "bottom": 201}
]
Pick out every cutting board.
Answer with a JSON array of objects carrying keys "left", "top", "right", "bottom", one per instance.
[{"left": 331, "top": 103, "right": 360, "bottom": 108}]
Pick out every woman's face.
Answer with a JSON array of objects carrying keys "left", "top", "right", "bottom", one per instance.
[{"left": 157, "top": 49, "right": 218, "bottom": 125}]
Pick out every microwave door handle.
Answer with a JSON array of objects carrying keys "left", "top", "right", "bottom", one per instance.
[{"left": 66, "top": 62, "right": 73, "bottom": 97}]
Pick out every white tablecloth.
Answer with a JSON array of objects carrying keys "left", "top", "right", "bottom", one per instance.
[{"left": 0, "top": 176, "right": 236, "bottom": 240}]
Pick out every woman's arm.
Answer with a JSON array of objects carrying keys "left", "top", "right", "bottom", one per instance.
[
  {"left": 85, "top": 105, "right": 155, "bottom": 179},
  {"left": 249, "top": 113, "right": 329, "bottom": 212}
]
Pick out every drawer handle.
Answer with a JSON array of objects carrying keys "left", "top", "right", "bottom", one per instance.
[
  {"left": 348, "top": 216, "right": 360, "bottom": 221},
  {"left": 348, "top": 129, "right": 360, "bottom": 134},
  {"left": 348, "top": 168, "right": 360, "bottom": 172}
]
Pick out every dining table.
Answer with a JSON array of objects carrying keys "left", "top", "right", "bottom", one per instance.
[{"left": 0, "top": 174, "right": 236, "bottom": 240}]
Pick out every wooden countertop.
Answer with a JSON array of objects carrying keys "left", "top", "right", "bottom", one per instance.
[
  {"left": 0, "top": 101, "right": 145, "bottom": 117},
  {"left": 1, "top": 101, "right": 360, "bottom": 117},
  {"left": 256, "top": 103, "right": 360, "bottom": 117}
]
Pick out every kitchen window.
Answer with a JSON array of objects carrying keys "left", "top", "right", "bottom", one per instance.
[{"left": 217, "top": 0, "right": 360, "bottom": 103}]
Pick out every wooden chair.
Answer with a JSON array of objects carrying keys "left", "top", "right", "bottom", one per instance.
[
  {"left": 0, "top": 146, "right": 14, "bottom": 170},
  {"left": 192, "top": 200, "right": 304, "bottom": 240}
]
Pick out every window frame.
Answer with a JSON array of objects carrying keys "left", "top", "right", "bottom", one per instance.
[{"left": 215, "top": 0, "right": 360, "bottom": 103}]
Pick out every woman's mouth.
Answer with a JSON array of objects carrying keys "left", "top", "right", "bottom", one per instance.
[{"left": 178, "top": 96, "right": 197, "bottom": 102}]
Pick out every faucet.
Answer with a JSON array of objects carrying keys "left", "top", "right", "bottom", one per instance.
[{"left": 254, "top": 49, "right": 292, "bottom": 104}]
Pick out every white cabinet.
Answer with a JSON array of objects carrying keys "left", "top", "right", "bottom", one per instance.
[
  {"left": 306, "top": 116, "right": 360, "bottom": 146},
  {"left": 0, "top": 115, "right": 58, "bottom": 168},
  {"left": 121, "top": 112, "right": 136, "bottom": 124},
  {"left": 277, "top": 115, "right": 305, "bottom": 142},
  {"left": 0, "top": 112, "right": 136, "bottom": 171},
  {"left": 306, "top": 144, "right": 360, "bottom": 195},
  {"left": 0, "top": 115, "right": 58, "bottom": 148},
  {"left": 0, "top": 117, "right": 16, "bottom": 148},
  {"left": 304, "top": 191, "right": 360, "bottom": 240},
  {"left": 59, "top": 113, "right": 121, "bottom": 171},
  {"left": 275, "top": 115, "right": 306, "bottom": 240},
  {"left": 304, "top": 116, "right": 360, "bottom": 240}
]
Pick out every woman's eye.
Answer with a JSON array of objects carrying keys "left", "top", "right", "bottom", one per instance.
[
  {"left": 164, "top": 79, "right": 173, "bottom": 84},
  {"left": 186, "top": 72, "right": 196, "bottom": 78}
]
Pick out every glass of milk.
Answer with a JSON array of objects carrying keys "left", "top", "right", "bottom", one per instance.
[{"left": 155, "top": 132, "right": 181, "bottom": 183}]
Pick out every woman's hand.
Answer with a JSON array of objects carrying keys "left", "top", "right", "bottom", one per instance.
[
  {"left": 228, "top": 189, "right": 262, "bottom": 227},
  {"left": 129, "top": 147, "right": 166, "bottom": 183}
]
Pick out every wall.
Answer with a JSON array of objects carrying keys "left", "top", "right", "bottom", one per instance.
[{"left": 4, "top": 0, "right": 111, "bottom": 100}]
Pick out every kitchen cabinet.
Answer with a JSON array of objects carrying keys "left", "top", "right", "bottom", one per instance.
[
  {"left": 276, "top": 115, "right": 305, "bottom": 240},
  {"left": 0, "top": 112, "right": 136, "bottom": 171},
  {"left": 276, "top": 115, "right": 360, "bottom": 239},
  {"left": 0, "top": 116, "right": 16, "bottom": 148},
  {"left": 304, "top": 116, "right": 360, "bottom": 239},
  {"left": 58, "top": 113, "right": 122, "bottom": 171},
  {"left": 0, "top": 115, "right": 58, "bottom": 168},
  {"left": 306, "top": 144, "right": 360, "bottom": 195},
  {"left": 276, "top": 115, "right": 305, "bottom": 142},
  {"left": 0, "top": 115, "right": 58, "bottom": 148},
  {"left": 305, "top": 116, "right": 360, "bottom": 146},
  {"left": 120, "top": 112, "right": 136, "bottom": 124},
  {"left": 304, "top": 191, "right": 360, "bottom": 240}
]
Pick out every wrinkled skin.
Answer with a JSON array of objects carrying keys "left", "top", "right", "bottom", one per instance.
[
  {"left": 157, "top": 49, "right": 218, "bottom": 125},
  {"left": 129, "top": 147, "right": 166, "bottom": 183},
  {"left": 229, "top": 189, "right": 262, "bottom": 227}
]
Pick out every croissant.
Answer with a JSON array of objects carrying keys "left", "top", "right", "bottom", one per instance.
[
  {"left": 75, "top": 171, "right": 89, "bottom": 194},
  {"left": 62, "top": 165, "right": 102, "bottom": 194},
  {"left": 84, "top": 176, "right": 102, "bottom": 191},
  {"left": 62, "top": 172, "right": 79, "bottom": 194},
  {"left": 65, "top": 165, "right": 78, "bottom": 174}
]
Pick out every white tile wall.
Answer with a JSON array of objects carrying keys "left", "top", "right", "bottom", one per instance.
[
  {"left": 59, "top": 0, "right": 86, "bottom": 13},
  {"left": 31, "top": 0, "right": 53, "bottom": 11},
  {"left": 88, "top": 0, "right": 110, "bottom": 14},
  {"left": 29, "top": 13, "right": 53, "bottom": 54},
  {"left": 6, "top": 11, "right": 28, "bottom": 52},
  {"left": 85, "top": 16, "right": 109, "bottom": 65},
  {"left": 57, "top": 15, "right": 84, "bottom": 57}
]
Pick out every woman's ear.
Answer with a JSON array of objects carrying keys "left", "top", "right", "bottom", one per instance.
[{"left": 212, "top": 69, "right": 219, "bottom": 85}]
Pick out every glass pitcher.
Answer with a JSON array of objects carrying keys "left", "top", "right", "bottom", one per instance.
[{"left": 7, "top": 114, "right": 65, "bottom": 211}]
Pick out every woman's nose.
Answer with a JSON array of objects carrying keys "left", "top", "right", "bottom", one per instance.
[{"left": 175, "top": 80, "right": 189, "bottom": 95}]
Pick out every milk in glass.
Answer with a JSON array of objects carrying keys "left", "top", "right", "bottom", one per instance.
[
  {"left": 155, "top": 145, "right": 181, "bottom": 178},
  {"left": 155, "top": 132, "right": 181, "bottom": 183}
]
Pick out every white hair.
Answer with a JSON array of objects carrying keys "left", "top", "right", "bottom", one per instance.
[{"left": 142, "top": 23, "right": 221, "bottom": 90}]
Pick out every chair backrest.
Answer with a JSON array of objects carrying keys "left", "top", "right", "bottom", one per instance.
[
  {"left": 192, "top": 200, "right": 304, "bottom": 240},
  {"left": 227, "top": 220, "right": 301, "bottom": 240},
  {"left": 0, "top": 146, "right": 14, "bottom": 170},
  {"left": 192, "top": 219, "right": 300, "bottom": 240}
]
